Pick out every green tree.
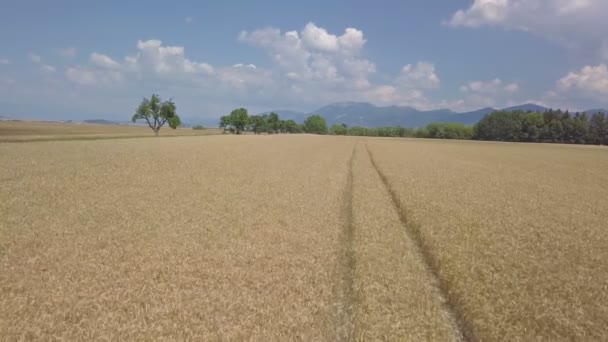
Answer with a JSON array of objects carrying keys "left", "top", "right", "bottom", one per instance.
[
  {"left": 248, "top": 115, "right": 267, "bottom": 134},
  {"left": 570, "top": 113, "right": 589, "bottom": 144},
  {"left": 330, "top": 124, "right": 347, "bottom": 135},
  {"left": 283, "top": 119, "right": 299, "bottom": 133},
  {"left": 266, "top": 112, "right": 280, "bottom": 133},
  {"left": 131, "top": 94, "right": 181, "bottom": 136},
  {"left": 303, "top": 115, "right": 328, "bottom": 134},
  {"left": 474, "top": 111, "right": 524, "bottom": 141},
  {"left": 228, "top": 108, "right": 249, "bottom": 134},
  {"left": 521, "top": 113, "right": 545, "bottom": 142},
  {"left": 589, "top": 112, "right": 608, "bottom": 145},
  {"left": 414, "top": 127, "right": 429, "bottom": 138},
  {"left": 219, "top": 115, "right": 230, "bottom": 133}
]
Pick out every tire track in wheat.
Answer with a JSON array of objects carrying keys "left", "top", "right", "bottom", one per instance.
[
  {"left": 365, "top": 142, "right": 474, "bottom": 342},
  {"left": 333, "top": 141, "right": 358, "bottom": 341}
]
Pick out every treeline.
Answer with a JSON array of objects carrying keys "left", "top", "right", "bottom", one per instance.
[
  {"left": 474, "top": 110, "right": 608, "bottom": 145},
  {"left": 219, "top": 106, "right": 608, "bottom": 145},
  {"left": 219, "top": 108, "right": 328, "bottom": 134},
  {"left": 218, "top": 107, "right": 473, "bottom": 139},
  {"left": 329, "top": 122, "right": 473, "bottom": 139}
]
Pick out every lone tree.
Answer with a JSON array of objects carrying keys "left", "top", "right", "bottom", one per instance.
[{"left": 132, "top": 94, "right": 181, "bottom": 136}]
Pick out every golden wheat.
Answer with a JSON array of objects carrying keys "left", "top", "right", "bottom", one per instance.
[
  {"left": 365, "top": 138, "right": 608, "bottom": 340},
  {"left": 0, "top": 121, "right": 219, "bottom": 142},
  {"left": 1, "top": 134, "right": 607, "bottom": 340}
]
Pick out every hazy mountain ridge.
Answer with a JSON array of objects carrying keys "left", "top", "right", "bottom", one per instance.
[
  {"left": 256, "top": 102, "right": 606, "bottom": 128},
  {"left": 67, "top": 103, "right": 607, "bottom": 128}
]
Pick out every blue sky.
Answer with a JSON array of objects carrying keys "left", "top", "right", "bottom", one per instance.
[{"left": 1, "top": 0, "right": 608, "bottom": 122}]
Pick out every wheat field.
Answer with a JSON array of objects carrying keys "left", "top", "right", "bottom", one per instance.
[
  {"left": 0, "top": 121, "right": 220, "bottom": 142},
  {"left": 1, "top": 133, "right": 607, "bottom": 340}
]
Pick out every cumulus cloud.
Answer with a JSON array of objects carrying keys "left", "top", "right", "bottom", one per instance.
[
  {"left": 361, "top": 62, "right": 441, "bottom": 109},
  {"left": 363, "top": 85, "right": 435, "bottom": 109},
  {"left": 446, "top": 0, "right": 595, "bottom": 28},
  {"left": 90, "top": 53, "right": 120, "bottom": 69},
  {"left": 455, "top": 78, "right": 520, "bottom": 109},
  {"left": 239, "top": 22, "right": 374, "bottom": 90},
  {"left": 397, "top": 62, "right": 440, "bottom": 89},
  {"left": 28, "top": 53, "right": 56, "bottom": 73},
  {"left": 66, "top": 66, "right": 124, "bottom": 85},
  {"left": 65, "top": 39, "right": 217, "bottom": 88},
  {"left": 57, "top": 27, "right": 447, "bottom": 113},
  {"left": 129, "top": 39, "right": 215, "bottom": 75},
  {"left": 446, "top": 0, "right": 608, "bottom": 60},
  {"left": 557, "top": 64, "right": 608, "bottom": 98}
]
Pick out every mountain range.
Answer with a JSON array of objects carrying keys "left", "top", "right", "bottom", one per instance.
[
  {"left": 259, "top": 103, "right": 607, "bottom": 128},
  {"left": 72, "top": 103, "right": 607, "bottom": 128}
]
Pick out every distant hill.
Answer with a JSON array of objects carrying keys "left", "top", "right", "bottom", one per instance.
[
  {"left": 255, "top": 102, "right": 559, "bottom": 128},
  {"left": 502, "top": 104, "right": 549, "bottom": 112},
  {"left": 195, "top": 103, "right": 606, "bottom": 129},
  {"left": 306, "top": 102, "right": 502, "bottom": 128},
  {"left": 584, "top": 108, "right": 608, "bottom": 115}
]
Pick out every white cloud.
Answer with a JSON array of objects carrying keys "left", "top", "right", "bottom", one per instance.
[
  {"left": 0, "top": 58, "right": 9, "bottom": 65},
  {"left": 232, "top": 63, "right": 257, "bottom": 69},
  {"left": 42, "top": 65, "right": 56, "bottom": 73},
  {"left": 362, "top": 62, "right": 441, "bottom": 109},
  {"left": 90, "top": 53, "right": 120, "bottom": 69},
  {"left": 300, "top": 23, "right": 339, "bottom": 52},
  {"left": 239, "top": 22, "right": 375, "bottom": 92},
  {"left": 65, "top": 66, "right": 123, "bottom": 86},
  {"left": 29, "top": 53, "right": 41, "bottom": 64},
  {"left": 446, "top": 0, "right": 608, "bottom": 60},
  {"left": 446, "top": 0, "right": 595, "bottom": 28},
  {"left": 57, "top": 47, "right": 77, "bottom": 58},
  {"left": 461, "top": 78, "right": 519, "bottom": 94},
  {"left": 557, "top": 64, "right": 608, "bottom": 98},
  {"left": 28, "top": 53, "right": 56, "bottom": 73},
  {"left": 55, "top": 28, "right": 450, "bottom": 114},
  {"left": 66, "top": 68, "right": 97, "bottom": 85},
  {"left": 364, "top": 85, "right": 435, "bottom": 109},
  {"left": 338, "top": 28, "right": 366, "bottom": 52},
  {"left": 455, "top": 78, "right": 520, "bottom": 109},
  {"left": 129, "top": 39, "right": 215, "bottom": 75},
  {"left": 185, "top": 17, "right": 193, "bottom": 23},
  {"left": 397, "top": 62, "right": 440, "bottom": 89},
  {"left": 65, "top": 39, "right": 218, "bottom": 88}
]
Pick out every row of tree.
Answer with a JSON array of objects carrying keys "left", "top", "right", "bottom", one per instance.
[
  {"left": 473, "top": 110, "right": 608, "bottom": 145},
  {"left": 130, "top": 95, "right": 607, "bottom": 145},
  {"left": 217, "top": 107, "right": 476, "bottom": 140},
  {"left": 328, "top": 122, "right": 473, "bottom": 139},
  {"left": 219, "top": 108, "right": 329, "bottom": 134}
]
